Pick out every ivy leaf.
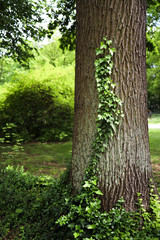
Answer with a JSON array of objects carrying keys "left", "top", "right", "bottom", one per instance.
[
  {"left": 83, "top": 181, "right": 91, "bottom": 188},
  {"left": 100, "top": 41, "right": 107, "bottom": 49},
  {"left": 86, "top": 206, "right": 92, "bottom": 213},
  {"left": 15, "top": 208, "right": 23, "bottom": 214},
  {"left": 96, "top": 49, "right": 103, "bottom": 55},
  {"left": 91, "top": 179, "right": 97, "bottom": 185},
  {"left": 73, "top": 232, "right": 80, "bottom": 238},
  {"left": 94, "top": 61, "right": 99, "bottom": 67},
  {"left": 107, "top": 40, "right": 112, "bottom": 45},
  {"left": 87, "top": 224, "right": 96, "bottom": 229},
  {"left": 95, "top": 190, "right": 103, "bottom": 195},
  {"left": 109, "top": 48, "right": 116, "bottom": 55}
]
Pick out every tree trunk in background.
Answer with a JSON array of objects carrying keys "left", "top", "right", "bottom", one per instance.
[{"left": 71, "top": 0, "right": 154, "bottom": 211}]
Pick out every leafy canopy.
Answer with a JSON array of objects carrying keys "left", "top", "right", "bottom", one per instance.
[
  {"left": 1, "top": 0, "right": 159, "bottom": 65},
  {"left": 147, "top": 28, "right": 160, "bottom": 111},
  {"left": 49, "top": 0, "right": 160, "bottom": 52},
  {"left": 0, "top": 0, "right": 52, "bottom": 65}
]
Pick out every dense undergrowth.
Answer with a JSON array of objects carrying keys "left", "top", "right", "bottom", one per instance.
[
  {"left": 0, "top": 166, "right": 160, "bottom": 240},
  {"left": 0, "top": 166, "right": 72, "bottom": 240}
]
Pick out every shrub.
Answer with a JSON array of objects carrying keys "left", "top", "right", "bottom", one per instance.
[
  {"left": 0, "top": 79, "right": 74, "bottom": 142},
  {"left": 0, "top": 166, "right": 160, "bottom": 240},
  {"left": 0, "top": 123, "right": 24, "bottom": 162},
  {"left": 0, "top": 166, "right": 72, "bottom": 240}
]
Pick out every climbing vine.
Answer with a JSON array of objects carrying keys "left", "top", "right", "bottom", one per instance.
[
  {"left": 57, "top": 38, "right": 124, "bottom": 239},
  {"left": 85, "top": 37, "right": 123, "bottom": 181}
]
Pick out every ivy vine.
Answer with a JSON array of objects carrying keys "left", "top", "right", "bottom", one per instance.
[
  {"left": 85, "top": 37, "right": 123, "bottom": 181},
  {"left": 57, "top": 38, "right": 124, "bottom": 239}
]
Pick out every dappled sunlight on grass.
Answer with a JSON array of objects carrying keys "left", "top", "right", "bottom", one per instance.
[
  {"left": 149, "top": 129, "right": 160, "bottom": 188},
  {"left": 0, "top": 141, "right": 72, "bottom": 177},
  {"left": 0, "top": 116, "right": 159, "bottom": 187}
]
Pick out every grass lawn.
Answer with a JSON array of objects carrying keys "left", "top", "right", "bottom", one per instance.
[
  {"left": 148, "top": 113, "right": 160, "bottom": 124},
  {"left": 0, "top": 115, "right": 159, "bottom": 186},
  {"left": 149, "top": 129, "right": 160, "bottom": 188},
  {"left": 0, "top": 141, "right": 72, "bottom": 177},
  {"left": 148, "top": 114, "right": 160, "bottom": 188}
]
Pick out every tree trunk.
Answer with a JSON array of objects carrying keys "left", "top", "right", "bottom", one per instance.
[{"left": 71, "top": 0, "right": 154, "bottom": 211}]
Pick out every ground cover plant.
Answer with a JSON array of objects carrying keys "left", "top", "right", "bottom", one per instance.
[
  {"left": 0, "top": 149, "right": 160, "bottom": 239},
  {"left": 0, "top": 166, "right": 73, "bottom": 240}
]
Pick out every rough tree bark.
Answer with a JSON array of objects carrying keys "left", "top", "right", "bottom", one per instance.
[{"left": 71, "top": 0, "right": 154, "bottom": 211}]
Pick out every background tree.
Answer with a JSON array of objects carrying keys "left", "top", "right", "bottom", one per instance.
[
  {"left": 147, "top": 29, "right": 160, "bottom": 112},
  {"left": 0, "top": 37, "right": 75, "bottom": 83},
  {"left": 48, "top": 0, "right": 76, "bottom": 51},
  {"left": 0, "top": 0, "right": 52, "bottom": 66}
]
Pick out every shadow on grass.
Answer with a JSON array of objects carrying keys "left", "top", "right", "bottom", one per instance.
[{"left": 0, "top": 141, "right": 72, "bottom": 177}]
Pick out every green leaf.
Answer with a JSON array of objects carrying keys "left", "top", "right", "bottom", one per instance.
[
  {"left": 100, "top": 41, "right": 107, "bottom": 49},
  {"left": 95, "top": 190, "right": 103, "bottom": 195},
  {"left": 107, "top": 40, "right": 112, "bottom": 45},
  {"left": 87, "top": 224, "right": 96, "bottom": 229},
  {"left": 86, "top": 206, "right": 92, "bottom": 213},
  {"left": 109, "top": 48, "right": 115, "bottom": 55},
  {"left": 73, "top": 232, "right": 80, "bottom": 238},
  {"left": 96, "top": 49, "right": 103, "bottom": 55},
  {"left": 91, "top": 179, "right": 97, "bottom": 185},
  {"left": 83, "top": 181, "right": 91, "bottom": 188},
  {"left": 15, "top": 208, "right": 23, "bottom": 214}
]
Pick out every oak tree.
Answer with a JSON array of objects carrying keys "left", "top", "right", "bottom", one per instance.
[{"left": 69, "top": 0, "right": 157, "bottom": 211}]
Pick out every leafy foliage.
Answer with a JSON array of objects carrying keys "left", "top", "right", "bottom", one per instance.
[
  {"left": 0, "top": 166, "right": 72, "bottom": 239},
  {"left": 0, "top": 167, "right": 159, "bottom": 239},
  {"left": 0, "top": 79, "right": 74, "bottom": 142},
  {"left": 147, "top": 0, "right": 160, "bottom": 27},
  {"left": 48, "top": 0, "right": 76, "bottom": 51},
  {"left": 0, "top": 37, "right": 75, "bottom": 84},
  {"left": 49, "top": 0, "right": 160, "bottom": 52},
  {"left": 28, "top": 37, "right": 75, "bottom": 70},
  {"left": 0, "top": 0, "right": 52, "bottom": 65},
  {"left": 0, "top": 39, "right": 75, "bottom": 142},
  {"left": 147, "top": 29, "right": 160, "bottom": 112}
]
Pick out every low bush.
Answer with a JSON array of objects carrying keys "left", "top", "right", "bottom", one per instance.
[
  {"left": 0, "top": 166, "right": 160, "bottom": 240},
  {"left": 0, "top": 166, "right": 72, "bottom": 240},
  {"left": 0, "top": 78, "right": 74, "bottom": 142}
]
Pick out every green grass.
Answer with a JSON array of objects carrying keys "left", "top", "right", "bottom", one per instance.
[
  {"left": 148, "top": 114, "right": 160, "bottom": 124},
  {"left": 0, "top": 114, "right": 159, "bottom": 185},
  {"left": 0, "top": 141, "right": 72, "bottom": 177},
  {"left": 149, "top": 129, "right": 160, "bottom": 162},
  {"left": 149, "top": 129, "right": 160, "bottom": 188}
]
